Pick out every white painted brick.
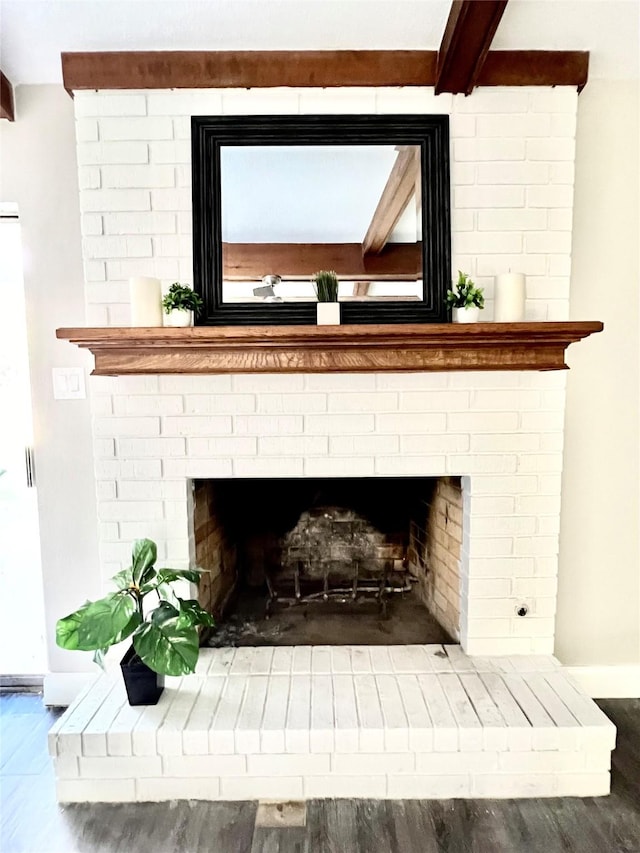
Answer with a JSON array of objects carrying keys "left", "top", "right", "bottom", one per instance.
[
  {"left": 99, "top": 117, "right": 173, "bottom": 140},
  {"left": 477, "top": 162, "right": 549, "bottom": 185},
  {"left": 330, "top": 434, "right": 399, "bottom": 456},
  {"left": 476, "top": 114, "right": 552, "bottom": 137},
  {"left": 162, "top": 416, "right": 232, "bottom": 436},
  {"left": 527, "top": 138, "right": 575, "bottom": 161},
  {"left": 223, "top": 88, "right": 301, "bottom": 115},
  {"left": 305, "top": 457, "right": 374, "bottom": 477},
  {"left": 76, "top": 118, "right": 99, "bottom": 142},
  {"left": 78, "top": 756, "right": 162, "bottom": 778},
  {"left": 252, "top": 392, "right": 326, "bottom": 414},
  {"left": 136, "top": 777, "right": 221, "bottom": 801},
  {"left": 103, "top": 212, "right": 176, "bottom": 235},
  {"left": 376, "top": 88, "right": 452, "bottom": 114},
  {"left": 376, "top": 413, "right": 447, "bottom": 434},
  {"left": 234, "top": 457, "right": 304, "bottom": 478},
  {"left": 247, "top": 754, "right": 330, "bottom": 776},
  {"left": 259, "top": 436, "right": 328, "bottom": 456},
  {"left": 304, "top": 414, "right": 375, "bottom": 435},
  {"left": 57, "top": 778, "right": 136, "bottom": 803},
  {"left": 455, "top": 185, "right": 526, "bottom": 209},
  {"left": 188, "top": 436, "right": 258, "bottom": 457},
  {"left": 77, "top": 93, "right": 147, "bottom": 117},
  {"left": 476, "top": 254, "right": 547, "bottom": 277},
  {"left": 220, "top": 776, "right": 304, "bottom": 799},
  {"left": 102, "top": 164, "right": 175, "bottom": 189},
  {"left": 477, "top": 209, "right": 547, "bottom": 231},
  {"left": 98, "top": 501, "right": 163, "bottom": 522},
  {"left": 326, "top": 392, "right": 397, "bottom": 413},
  {"left": 527, "top": 185, "right": 574, "bottom": 208},
  {"left": 78, "top": 166, "right": 101, "bottom": 189},
  {"left": 551, "top": 112, "right": 577, "bottom": 137},
  {"left": 299, "top": 89, "right": 376, "bottom": 114},
  {"left": 163, "top": 755, "right": 245, "bottom": 777},
  {"left": 82, "top": 189, "right": 151, "bottom": 212},
  {"left": 555, "top": 773, "right": 610, "bottom": 797},
  {"left": 332, "top": 753, "right": 415, "bottom": 775},
  {"left": 159, "top": 376, "right": 232, "bottom": 394},
  {"left": 454, "top": 138, "right": 525, "bottom": 161},
  {"left": 94, "top": 417, "right": 160, "bottom": 437},
  {"left": 400, "top": 391, "right": 470, "bottom": 411},
  {"left": 233, "top": 374, "right": 305, "bottom": 393},
  {"left": 472, "top": 773, "right": 557, "bottom": 798},
  {"left": 78, "top": 141, "right": 149, "bottom": 165},
  {"left": 304, "top": 374, "right": 376, "bottom": 391},
  {"left": 304, "top": 775, "right": 386, "bottom": 798},
  {"left": 376, "top": 456, "right": 446, "bottom": 476},
  {"left": 146, "top": 91, "right": 223, "bottom": 115},
  {"left": 149, "top": 140, "right": 191, "bottom": 164},
  {"left": 184, "top": 394, "right": 256, "bottom": 414},
  {"left": 388, "top": 775, "right": 470, "bottom": 798},
  {"left": 162, "top": 458, "right": 232, "bottom": 479},
  {"left": 530, "top": 88, "right": 577, "bottom": 113}
]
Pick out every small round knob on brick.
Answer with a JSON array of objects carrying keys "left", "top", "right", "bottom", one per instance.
[{"left": 516, "top": 604, "right": 529, "bottom": 617}]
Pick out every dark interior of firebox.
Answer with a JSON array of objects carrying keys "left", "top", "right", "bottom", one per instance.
[{"left": 194, "top": 477, "right": 455, "bottom": 647}]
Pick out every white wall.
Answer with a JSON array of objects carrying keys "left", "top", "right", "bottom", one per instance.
[
  {"left": 557, "top": 79, "right": 640, "bottom": 673},
  {"left": 0, "top": 86, "right": 101, "bottom": 695}
]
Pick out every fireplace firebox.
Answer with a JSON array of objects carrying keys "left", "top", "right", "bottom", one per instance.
[{"left": 193, "top": 476, "right": 463, "bottom": 647}]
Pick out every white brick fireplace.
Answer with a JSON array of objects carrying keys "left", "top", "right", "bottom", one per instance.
[
  {"left": 49, "top": 84, "right": 617, "bottom": 802},
  {"left": 75, "top": 84, "right": 577, "bottom": 657}
]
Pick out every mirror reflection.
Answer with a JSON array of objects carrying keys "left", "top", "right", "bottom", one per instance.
[{"left": 220, "top": 145, "right": 423, "bottom": 303}]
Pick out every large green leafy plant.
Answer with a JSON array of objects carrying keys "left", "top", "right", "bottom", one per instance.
[{"left": 56, "top": 539, "right": 213, "bottom": 676}]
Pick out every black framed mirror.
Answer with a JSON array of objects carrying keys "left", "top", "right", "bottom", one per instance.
[{"left": 192, "top": 114, "right": 450, "bottom": 325}]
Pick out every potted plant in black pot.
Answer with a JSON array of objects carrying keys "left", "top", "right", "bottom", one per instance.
[{"left": 56, "top": 539, "right": 213, "bottom": 705}]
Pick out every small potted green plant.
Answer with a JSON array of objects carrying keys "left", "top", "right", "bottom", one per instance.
[
  {"left": 447, "top": 270, "right": 485, "bottom": 323},
  {"left": 162, "top": 282, "right": 204, "bottom": 328},
  {"left": 312, "top": 270, "right": 340, "bottom": 325},
  {"left": 56, "top": 539, "right": 213, "bottom": 705}
]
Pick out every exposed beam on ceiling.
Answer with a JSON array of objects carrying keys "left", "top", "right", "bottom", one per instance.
[
  {"left": 436, "top": 0, "right": 509, "bottom": 95},
  {"left": 0, "top": 72, "right": 15, "bottom": 121},
  {"left": 60, "top": 49, "right": 589, "bottom": 94},
  {"left": 362, "top": 147, "right": 420, "bottom": 256},
  {"left": 478, "top": 50, "right": 590, "bottom": 92},
  {"left": 61, "top": 50, "right": 438, "bottom": 92},
  {"left": 223, "top": 242, "right": 421, "bottom": 281}
]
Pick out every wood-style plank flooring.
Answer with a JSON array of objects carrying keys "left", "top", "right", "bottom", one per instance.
[{"left": 1, "top": 692, "right": 639, "bottom": 853}]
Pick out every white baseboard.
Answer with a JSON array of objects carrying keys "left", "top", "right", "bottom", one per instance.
[
  {"left": 43, "top": 672, "right": 96, "bottom": 707},
  {"left": 563, "top": 665, "right": 640, "bottom": 698}
]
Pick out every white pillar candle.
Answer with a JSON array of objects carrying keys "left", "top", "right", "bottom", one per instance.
[
  {"left": 494, "top": 273, "right": 526, "bottom": 322},
  {"left": 129, "top": 276, "right": 163, "bottom": 327}
]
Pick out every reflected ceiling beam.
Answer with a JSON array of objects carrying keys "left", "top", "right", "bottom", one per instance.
[
  {"left": 0, "top": 71, "right": 15, "bottom": 121},
  {"left": 223, "top": 242, "right": 421, "bottom": 282},
  {"left": 353, "top": 282, "right": 371, "bottom": 298},
  {"left": 435, "top": 0, "right": 509, "bottom": 96},
  {"left": 361, "top": 147, "right": 420, "bottom": 256}
]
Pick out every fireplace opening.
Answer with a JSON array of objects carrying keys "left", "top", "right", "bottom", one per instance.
[{"left": 193, "top": 476, "right": 462, "bottom": 647}]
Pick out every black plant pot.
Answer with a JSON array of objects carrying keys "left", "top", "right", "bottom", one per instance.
[{"left": 120, "top": 646, "right": 165, "bottom": 706}]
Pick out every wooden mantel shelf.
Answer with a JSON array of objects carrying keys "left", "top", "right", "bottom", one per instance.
[{"left": 56, "top": 322, "right": 603, "bottom": 375}]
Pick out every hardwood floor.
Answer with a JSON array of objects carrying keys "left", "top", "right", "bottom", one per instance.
[{"left": 1, "top": 692, "right": 638, "bottom": 852}]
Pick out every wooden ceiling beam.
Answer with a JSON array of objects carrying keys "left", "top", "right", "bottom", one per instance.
[
  {"left": 362, "top": 147, "right": 420, "bottom": 256},
  {"left": 436, "top": 0, "right": 509, "bottom": 95},
  {"left": 223, "top": 242, "right": 421, "bottom": 281},
  {"left": 0, "top": 71, "right": 15, "bottom": 121},
  {"left": 478, "top": 50, "right": 590, "bottom": 92},
  {"left": 61, "top": 49, "right": 589, "bottom": 94},
  {"left": 61, "top": 51, "right": 438, "bottom": 92}
]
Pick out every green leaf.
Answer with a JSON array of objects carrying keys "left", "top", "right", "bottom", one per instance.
[
  {"left": 150, "top": 601, "right": 180, "bottom": 624},
  {"left": 75, "top": 593, "right": 138, "bottom": 650},
  {"left": 56, "top": 603, "right": 94, "bottom": 651},
  {"left": 93, "top": 648, "right": 108, "bottom": 670},
  {"left": 177, "top": 598, "right": 215, "bottom": 628},
  {"left": 133, "top": 617, "right": 199, "bottom": 676},
  {"left": 111, "top": 568, "right": 134, "bottom": 590},
  {"left": 131, "top": 539, "right": 157, "bottom": 585},
  {"left": 156, "top": 568, "right": 202, "bottom": 586}
]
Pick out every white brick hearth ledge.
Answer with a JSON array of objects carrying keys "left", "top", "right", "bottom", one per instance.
[{"left": 49, "top": 645, "right": 615, "bottom": 803}]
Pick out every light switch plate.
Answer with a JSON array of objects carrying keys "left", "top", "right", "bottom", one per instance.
[{"left": 52, "top": 367, "right": 86, "bottom": 400}]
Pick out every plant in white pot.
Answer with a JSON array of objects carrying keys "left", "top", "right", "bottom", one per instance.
[
  {"left": 313, "top": 270, "right": 340, "bottom": 325},
  {"left": 56, "top": 539, "right": 213, "bottom": 705},
  {"left": 162, "top": 282, "right": 204, "bottom": 327},
  {"left": 447, "top": 270, "right": 485, "bottom": 323}
]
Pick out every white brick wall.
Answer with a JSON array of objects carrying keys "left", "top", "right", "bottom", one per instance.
[{"left": 72, "top": 86, "right": 578, "bottom": 656}]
